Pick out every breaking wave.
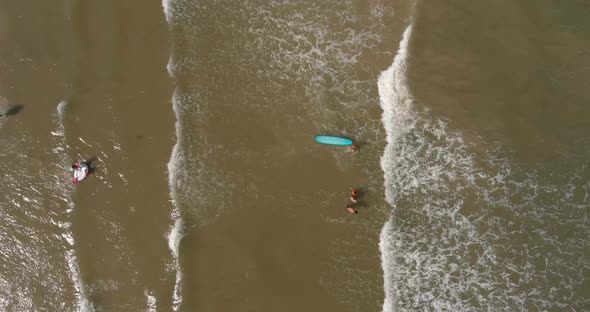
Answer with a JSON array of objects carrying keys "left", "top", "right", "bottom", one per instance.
[{"left": 377, "top": 22, "right": 588, "bottom": 312}]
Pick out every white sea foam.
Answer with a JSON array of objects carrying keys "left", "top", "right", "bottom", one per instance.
[
  {"left": 51, "top": 100, "right": 68, "bottom": 137},
  {"left": 167, "top": 212, "right": 184, "bottom": 255},
  {"left": 378, "top": 220, "right": 396, "bottom": 312},
  {"left": 54, "top": 101, "right": 95, "bottom": 312},
  {"left": 165, "top": 86, "right": 186, "bottom": 312},
  {"left": 377, "top": 23, "right": 414, "bottom": 312},
  {"left": 162, "top": 0, "right": 195, "bottom": 24},
  {"left": 376, "top": 23, "right": 587, "bottom": 312},
  {"left": 378, "top": 24, "right": 414, "bottom": 205},
  {"left": 246, "top": 1, "right": 382, "bottom": 107},
  {"left": 79, "top": 289, "right": 96, "bottom": 312},
  {"left": 78, "top": 137, "right": 90, "bottom": 146},
  {"left": 161, "top": 0, "right": 173, "bottom": 23},
  {"left": 166, "top": 116, "right": 184, "bottom": 312},
  {"left": 163, "top": 2, "right": 186, "bottom": 309},
  {"left": 57, "top": 100, "right": 67, "bottom": 125},
  {"left": 145, "top": 290, "right": 157, "bottom": 312},
  {"left": 171, "top": 267, "right": 183, "bottom": 312}
]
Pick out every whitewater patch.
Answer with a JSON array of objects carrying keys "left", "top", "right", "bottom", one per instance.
[
  {"left": 160, "top": 1, "right": 403, "bottom": 310},
  {"left": 163, "top": 1, "right": 188, "bottom": 310},
  {"left": 167, "top": 211, "right": 184, "bottom": 312},
  {"left": 377, "top": 22, "right": 587, "bottom": 312},
  {"left": 52, "top": 101, "right": 95, "bottom": 312},
  {"left": 145, "top": 290, "right": 157, "bottom": 312},
  {"left": 243, "top": 0, "right": 386, "bottom": 118},
  {"left": 377, "top": 23, "right": 414, "bottom": 312}
]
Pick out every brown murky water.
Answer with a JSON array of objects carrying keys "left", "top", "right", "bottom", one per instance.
[{"left": 1, "top": 0, "right": 587, "bottom": 311}]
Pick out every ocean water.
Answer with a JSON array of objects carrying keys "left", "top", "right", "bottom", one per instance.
[
  {"left": 0, "top": 0, "right": 588, "bottom": 310},
  {"left": 162, "top": 0, "right": 588, "bottom": 310},
  {"left": 379, "top": 23, "right": 588, "bottom": 311},
  {"left": 0, "top": 101, "right": 79, "bottom": 310},
  {"left": 2, "top": 0, "right": 174, "bottom": 310},
  {"left": 162, "top": 0, "right": 408, "bottom": 310}
]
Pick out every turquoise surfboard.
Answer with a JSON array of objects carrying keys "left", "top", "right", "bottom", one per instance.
[{"left": 315, "top": 135, "right": 353, "bottom": 146}]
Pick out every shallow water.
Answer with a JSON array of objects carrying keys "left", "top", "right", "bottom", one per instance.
[{"left": 0, "top": 0, "right": 588, "bottom": 311}]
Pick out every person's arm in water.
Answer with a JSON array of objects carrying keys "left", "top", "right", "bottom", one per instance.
[{"left": 346, "top": 206, "right": 358, "bottom": 214}]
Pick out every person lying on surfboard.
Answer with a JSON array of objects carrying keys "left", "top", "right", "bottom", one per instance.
[{"left": 70, "top": 161, "right": 89, "bottom": 184}]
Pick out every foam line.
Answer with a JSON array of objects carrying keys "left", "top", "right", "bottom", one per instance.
[
  {"left": 376, "top": 24, "right": 413, "bottom": 311},
  {"left": 54, "top": 101, "right": 95, "bottom": 311},
  {"left": 162, "top": 1, "right": 185, "bottom": 310}
]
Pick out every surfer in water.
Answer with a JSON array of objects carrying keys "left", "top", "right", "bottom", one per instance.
[
  {"left": 346, "top": 205, "right": 358, "bottom": 214},
  {"left": 350, "top": 188, "right": 359, "bottom": 203},
  {"left": 350, "top": 145, "right": 358, "bottom": 153},
  {"left": 70, "top": 161, "right": 89, "bottom": 184}
]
